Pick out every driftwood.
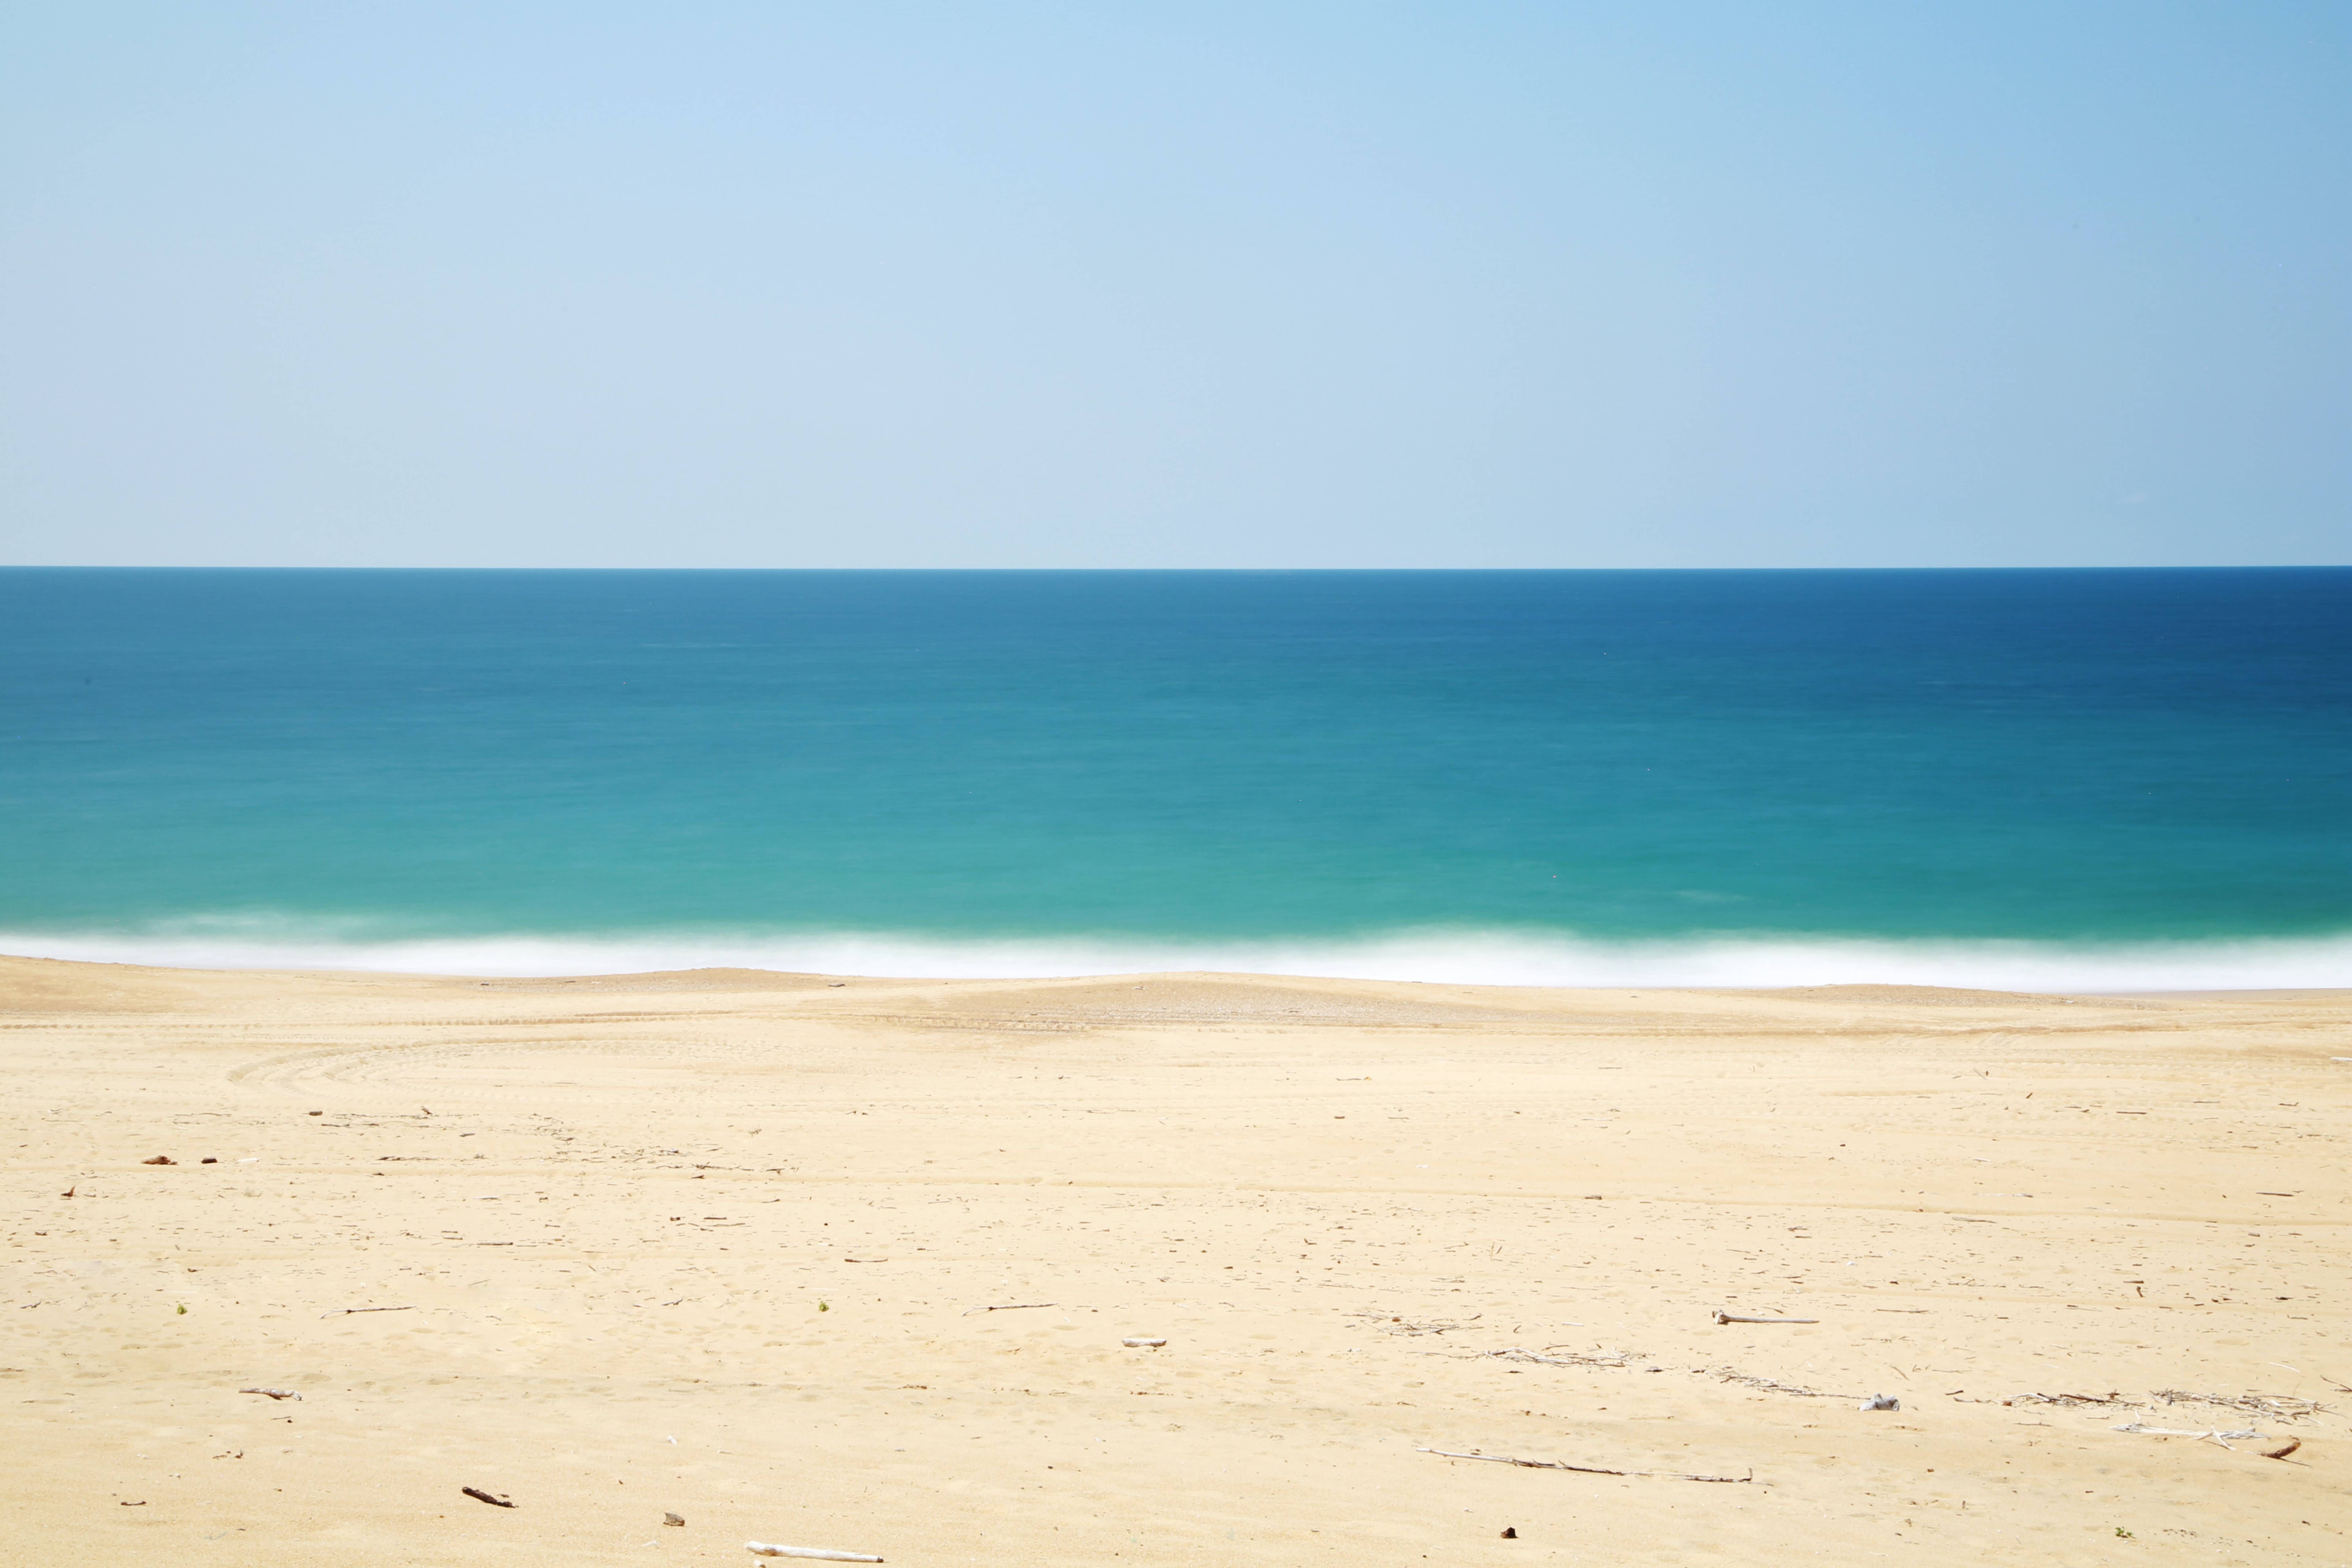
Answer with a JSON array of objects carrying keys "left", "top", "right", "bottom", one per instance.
[
  {"left": 2113, "top": 1423, "right": 2265, "bottom": 1449},
  {"left": 745, "top": 1544, "right": 884, "bottom": 1562},
  {"left": 962, "top": 1303, "right": 1055, "bottom": 1315},
  {"left": 1123, "top": 1337, "right": 1168, "bottom": 1348},
  {"left": 1714, "top": 1312, "right": 1817, "bottom": 1325},
  {"left": 1419, "top": 1448, "right": 1749, "bottom": 1483},
  {"left": 462, "top": 1487, "right": 516, "bottom": 1507},
  {"left": 2150, "top": 1390, "right": 2331, "bottom": 1422},
  {"left": 239, "top": 1387, "right": 301, "bottom": 1401},
  {"left": 323, "top": 1306, "right": 416, "bottom": 1318},
  {"left": 1705, "top": 1370, "right": 1850, "bottom": 1399},
  {"left": 1351, "top": 1313, "right": 1482, "bottom": 1336},
  {"left": 1466, "top": 1347, "right": 1634, "bottom": 1370}
]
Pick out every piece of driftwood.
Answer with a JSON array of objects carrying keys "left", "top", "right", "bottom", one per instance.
[
  {"left": 1123, "top": 1337, "right": 1167, "bottom": 1348},
  {"left": 745, "top": 1543, "right": 884, "bottom": 1561},
  {"left": 2262, "top": 1438, "right": 2303, "bottom": 1460},
  {"left": 462, "top": 1487, "right": 516, "bottom": 1507},
  {"left": 143, "top": 1155, "right": 175, "bottom": 1165},
  {"left": 239, "top": 1387, "right": 301, "bottom": 1400},
  {"left": 2113, "top": 1423, "right": 2264, "bottom": 1449},
  {"left": 1351, "top": 1313, "right": 1482, "bottom": 1336},
  {"left": 323, "top": 1306, "right": 416, "bottom": 1318},
  {"left": 1704, "top": 1369, "right": 1850, "bottom": 1399},
  {"left": 962, "top": 1303, "right": 1055, "bottom": 1315},
  {"left": 2151, "top": 1390, "right": 2331, "bottom": 1421},
  {"left": 1468, "top": 1347, "right": 1634, "bottom": 1370},
  {"left": 1419, "top": 1448, "right": 1750, "bottom": 1483},
  {"left": 1714, "top": 1312, "right": 1817, "bottom": 1325}
]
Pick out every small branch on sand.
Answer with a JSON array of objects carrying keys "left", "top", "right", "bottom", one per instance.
[
  {"left": 462, "top": 1487, "right": 517, "bottom": 1507},
  {"left": 2112, "top": 1423, "right": 2264, "bottom": 1449},
  {"left": 1351, "top": 1313, "right": 1482, "bottom": 1336},
  {"left": 1418, "top": 1448, "right": 1750, "bottom": 1483},
  {"left": 1457, "top": 1346, "right": 1634, "bottom": 1370},
  {"left": 323, "top": 1306, "right": 416, "bottom": 1318},
  {"left": 1714, "top": 1312, "right": 1817, "bottom": 1325},
  {"left": 962, "top": 1303, "right": 1055, "bottom": 1316},
  {"left": 1703, "top": 1369, "right": 1854, "bottom": 1400},
  {"left": 2151, "top": 1390, "right": 2331, "bottom": 1422},
  {"left": 2261, "top": 1438, "right": 2303, "bottom": 1461},
  {"left": 746, "top": 1543, "right": 884, "bottom": 1561},
  {"left": 239, "top": 1387, "right": 301, "bottom": 1401}
]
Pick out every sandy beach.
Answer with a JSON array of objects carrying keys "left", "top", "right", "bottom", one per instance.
[{"left": 2, "top": 955, "right": 2345, "bottom": 1565}]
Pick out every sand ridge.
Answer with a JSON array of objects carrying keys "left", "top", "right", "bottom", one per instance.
[{"left": 2, "top": 955, "right": 2346, "bottom": 1565}]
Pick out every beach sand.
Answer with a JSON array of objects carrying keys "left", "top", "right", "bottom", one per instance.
[{"left": 2, "top": 955, "right": 2345, "bottom": 1564}]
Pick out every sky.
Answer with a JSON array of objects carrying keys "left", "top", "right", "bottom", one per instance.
[{"left": 2, "top": 2, "right": 2345, "bottom": 568}]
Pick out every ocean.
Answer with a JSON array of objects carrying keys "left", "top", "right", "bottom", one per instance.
[{"left": 2, "top": 567, "right": 2345, "bottom": 988}]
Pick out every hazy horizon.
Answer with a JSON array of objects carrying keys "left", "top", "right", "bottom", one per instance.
[{"left": 5, "top": 4, "right": 2346, "bottom": 569}]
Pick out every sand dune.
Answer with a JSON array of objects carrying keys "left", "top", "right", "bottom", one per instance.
[{"left": 2, "top": 956, "right": 2346, "bottom": 1565}]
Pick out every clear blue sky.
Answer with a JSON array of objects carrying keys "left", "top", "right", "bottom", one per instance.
[{"left": 3, "top": 3, "right": 2344, "bottom": 567}]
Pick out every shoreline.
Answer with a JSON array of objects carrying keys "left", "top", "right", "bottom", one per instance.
[{"left": 4, "top": 954, "right": 2345, "bottom": 1565}]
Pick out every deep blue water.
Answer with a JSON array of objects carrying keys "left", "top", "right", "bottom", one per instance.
[{"left": 2, "top": 568, "right": 2345, "bottom": 985}]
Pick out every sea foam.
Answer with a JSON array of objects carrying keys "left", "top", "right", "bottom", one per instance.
[{"left": 5, "top": 923, "right": 2346, "bottom": 991}]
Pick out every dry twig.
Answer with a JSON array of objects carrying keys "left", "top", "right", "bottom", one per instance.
[
  {"left": 1418, "top": 1447, "right": 1749, "bottom": 1483},
  {"left": 1353, "top": 1313, "right": 1482, "bottom": 1336}
]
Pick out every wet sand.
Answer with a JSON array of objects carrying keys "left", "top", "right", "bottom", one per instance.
[{"left": 2, "top": 956, "right": 2346, "bottom": 1565}]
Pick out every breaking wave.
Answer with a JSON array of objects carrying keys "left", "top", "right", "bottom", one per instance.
[{"left": 4, "top": 919, "right": 2347, "bottom": 991}]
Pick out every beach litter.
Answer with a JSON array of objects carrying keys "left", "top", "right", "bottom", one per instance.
[
  {"left": 746, "top": 1543, "right": 883, "bottom": 1561},
  {"left": 2112, "top": 1423, "right": 2267, "bottom": 1450},
  {"left": 1419, "top": 1448, "right": 1750, "bottom": 1483}
]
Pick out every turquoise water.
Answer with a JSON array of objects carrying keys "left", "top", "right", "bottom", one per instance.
[{"left": 3, "top": 568, "right": 2345, "bottom": 986}]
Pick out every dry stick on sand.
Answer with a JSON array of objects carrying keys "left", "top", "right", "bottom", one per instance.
[
  {"left": 1351, "top": 1312, "right": 1482, "bottom": 1336},
  {"left": 2151, "top": 1390, "right": 2332, "bottom": 1421},
  {"left": 323, "top": 1306, "right": 417, "bottom": 1318},
  {"left": 1419, "top": 1448, "right": 1751, "bottom": 1483},
  {"left": 745, "top": 1544, "right": 884, "bottom": 1562},
  {"left": 239, "top": 1387, "right": 300, "bottom": 1401},
  {"left": 462, "top": 1487, "right": 517, "bottom": 1508},
  {"left": 2112, "top": 1423, "right": 2266, "bottom": 1449},
  {"left": 1714, "top": 1312, "right": 1818, "bottom": 1325},
  {"left": 1458, "top": 1347, "right": 1635, "bottom": 1370},
  {"left": 961, "top": 1303, "right": 1055, "bottom": 1316}
]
